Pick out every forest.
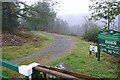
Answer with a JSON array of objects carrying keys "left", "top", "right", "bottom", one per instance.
[{"left": 2, "top": 0, "right": 69, "bottom": 35}]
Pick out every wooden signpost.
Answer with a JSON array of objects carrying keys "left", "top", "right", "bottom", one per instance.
[{"left": 97, "top": 30, "right": 120, "bottom": 61}]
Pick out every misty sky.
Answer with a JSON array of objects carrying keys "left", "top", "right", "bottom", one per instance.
[{"left": 20, "top": 0, "right": 92, "bottom": 15}]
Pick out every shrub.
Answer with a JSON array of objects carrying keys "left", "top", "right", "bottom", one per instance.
[{"left": 83, "top": 24, "right": 100, "bottom": 43}]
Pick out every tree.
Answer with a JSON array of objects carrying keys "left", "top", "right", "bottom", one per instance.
[
  {"left": 89, "top": 0, "right": 120, "bottom": 30},
  {"left": 25, "top": 0, "right": 57, "bottom": 31},
  {"left": 0, "top": 2, "right": 2, "bottom": 31},
  {"left": 53, "top": 18, "right": 69, "bottom": 34},
  {"left": 2, "top": 2, "right": 19, "bottom": 33},
  {"left": 2, "top": 1, "right": 33, "bottom": 33}
]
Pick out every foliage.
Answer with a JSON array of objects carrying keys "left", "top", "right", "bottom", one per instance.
[
  {"left": 82, "top": 18, "right": 100, "bottom": 42},
  {"left": 2, "top": 0, "right": 70, "bottom": 34},
  {"left": 24, "top": 0, "right": 69, "bottom": 34},
  {"left": 2, "top": 1, "right": 33, "bottom": 33},
  {"left": 83, "top": 25, "right": 100, "bottom": 42},
  {"left": 24, "top": 0, "right": 57, "bottom": 31},
  {"left": 53, "top": 18, "right": 70, "bottom": 34},
  {"left": 89, "top": 0, "right": 120, "bottom": 30},
  {"left": 2, "top": 2, "right": 19, "bottom": 33}
]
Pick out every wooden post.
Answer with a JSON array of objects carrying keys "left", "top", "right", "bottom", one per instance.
[
  {"left": 32, "top": 68, "right": 40, "bottom": 80},
  {"left": 43, "top": 72, "right": 47, "bottom": 79},
  {"left": 89, "top": 44, "right": 92, "bottom": 55},
  {"left": 89, "top": 51, "right": 92, "bottom": 55},
  {"left": 97, "top": 44, "right": 100, "bottom": 61},
  {"left": 26, "top": 76, "right": 30, "bottom": 80},
  {"left": 96, "top": 53, "right": 97, "bottom": 57}
]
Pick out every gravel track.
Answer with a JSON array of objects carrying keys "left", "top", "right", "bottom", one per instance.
[{"left": 11, "top": 32, "right": 76, "bottom": 65}]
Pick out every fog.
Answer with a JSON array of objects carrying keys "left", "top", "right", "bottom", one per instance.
[
  {"left": 20, "top": 0, "right": 120, "bottom": 34},
  {"left": 58, "top": 14, "right": 119, "bottom": 35}
]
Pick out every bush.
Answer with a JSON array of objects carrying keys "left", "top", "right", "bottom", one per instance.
[{"left": 83, "top": 24, "right": 100, "bottom": 43}]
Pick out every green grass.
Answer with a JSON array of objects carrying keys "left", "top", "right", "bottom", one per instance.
[
  {"left": 2, "top": 31, "right": 54, "bottom": 61},
  {"left": 1, "top": 31, "right": 54, "bottom": 78},
  {"left": 49, "top": 37, "right": 118, "bottom": 78}
]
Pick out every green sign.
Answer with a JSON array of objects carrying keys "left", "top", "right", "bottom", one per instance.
[{"left": 98, "top": 30, "right": 120, "bottom": 55}]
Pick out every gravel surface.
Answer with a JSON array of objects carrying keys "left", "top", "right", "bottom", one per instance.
[{"left": 11, "top": 32, "right": 76, "bottom": 65}]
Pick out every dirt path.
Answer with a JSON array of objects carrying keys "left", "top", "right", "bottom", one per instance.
[{"left": 12, "top": 32, "right": 76, "bottom": 65}]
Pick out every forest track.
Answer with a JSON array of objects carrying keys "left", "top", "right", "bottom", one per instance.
[{"left": 11, "top": 32, "right": 76, "bottom": 65}]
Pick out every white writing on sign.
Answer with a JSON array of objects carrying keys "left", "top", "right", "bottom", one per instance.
[
  {"left": 90, "top": 45, "right": 98, "bottom": 53},
  {"left": 105, "top": 40, "right": 117, "bottom": 45}
]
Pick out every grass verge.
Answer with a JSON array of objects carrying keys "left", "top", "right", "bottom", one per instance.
[{"left": 49, "top": 37, "right": 118, "bottom": 78}]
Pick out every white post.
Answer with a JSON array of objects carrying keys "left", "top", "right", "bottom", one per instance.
[{"left": 18, "top": 62, "right": 39, "bottom": 79}]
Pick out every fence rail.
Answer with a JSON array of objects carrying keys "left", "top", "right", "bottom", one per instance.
[
  {"left": 0, "top": 59, "right": 99, "bottom": 80},
  {"left": 1, "top": 59, "right": 19, "bottom": 72}
]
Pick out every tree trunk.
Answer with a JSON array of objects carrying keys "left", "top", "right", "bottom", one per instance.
[
  {"left": 108, "top": 20, "right": 110, "bottom": 30},
  {"left": 107, "top": 8, "right": 110, "bottom": 30},
  {"left": 6, "top": 2, "right": 13, "bottom": 33}
]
